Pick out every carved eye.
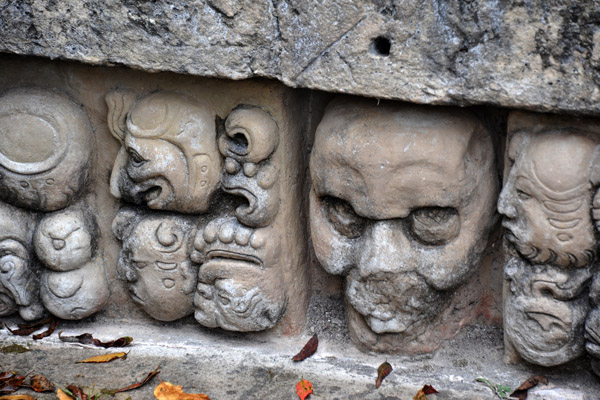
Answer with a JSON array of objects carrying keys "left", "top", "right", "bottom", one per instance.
[
  {"left": 127, "top": 148, "right": 146, "bottom": 167},
  {"left": 322, "top": 196, "right": 366, "bottom": 239},
  {"left": 408, "top": 207, "right": 460, "bottom": 245},
  {"left": 132, "top": 261, "right": 148, "bottom": 269},
  {"left": 516, "top": 189, "right": 532, "bottom": 200},
  {"left": 218, "top": 292, "right": 231, "bottom": 306}
]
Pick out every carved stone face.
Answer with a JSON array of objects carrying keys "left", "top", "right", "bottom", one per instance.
[
  {"left": 0, "top": 88, "right": 93, "bottom": 211},
  {"left": 309, "top": 98, "right": 497, "bottom": 351},
  {"left": 193, "top": 217, "right": 286, "bottom": 331},
  {"left": 34, "top": 210, "right": 93, "bottom": 271},
  {"left": 116, "top": 215, "right": 197, "bottom": 321},
  {"left": 108, "top": 92, "right": 221, "bottom": 214},
  {"left": 498, "top": 133, "right": 597, "bottom": 268},
  {"left": 499, "top": 130, "right": 599, "bottom": 366}
]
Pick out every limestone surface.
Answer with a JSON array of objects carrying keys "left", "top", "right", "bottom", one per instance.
[{"left": 1, "top": 1, "right": 600, "bottom": 115}]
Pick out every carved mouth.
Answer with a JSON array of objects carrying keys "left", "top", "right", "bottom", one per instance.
[
  {"left": 141, "top": 186, "right": 162, "bottom": 204},
  {"left": 128, "top": 286, "right": 145, "bottom": 305},
  {"left": 206, "top": 250, "right": 262, "bottom": 267},
  {"left": 525, "top": 309, "right": 568, "bottom": 332}
]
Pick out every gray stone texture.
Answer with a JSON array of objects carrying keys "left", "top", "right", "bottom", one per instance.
[{"left": 1, "top": 1, "right": 600, "bottom": 115}]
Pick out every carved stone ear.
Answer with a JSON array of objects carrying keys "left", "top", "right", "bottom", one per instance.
[
  {"left": 220, "top": 106, "right": 279, "bottom": 163},
  {"left": 105, "top": 89, "right": 137, "bottom": 142},
  {"left": 112, "top": 208, "right": 140, "bottom": 241}
]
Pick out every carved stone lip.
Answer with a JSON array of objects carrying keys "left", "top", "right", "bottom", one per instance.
[
  {"left": 205, "top": 250, "right": 262, "bottom": 267},
  {"left": 221, "top": 185, "right": 257, "bottom": 215},
  {"left": 128, "top": 286, "right": 146, "bottom": 305}
]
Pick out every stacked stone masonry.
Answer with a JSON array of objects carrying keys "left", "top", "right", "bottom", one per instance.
[{"left": 0, "top": 56, "right": 600, "bottom": 383}]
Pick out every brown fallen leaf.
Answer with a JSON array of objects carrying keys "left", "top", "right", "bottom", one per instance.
[
  {"left": 32, "top": 319, "right": 58, "bottom": 340},
  {"left": 57, "top": 388, "right": 74, "bottom": 400},
  {"left": 292, "top": 334, "right": 318, "bottom": 362},
  {"left": 101, "top": 365, "right": 160, "bottom": 395},
  {"left": 0, "top": 374, "right": 26, "bottom": 395},
  {"left": 0, "top": 373, "right": 18, "bottom": 382},
  {"left": 414, "top": 384, "right": 439, "bottom": 399},
  {"left": 0, "top": 394, "right": 37, "bottom": 399},
  {"left": 65, "top": 385, "right": 89, "bottom": 400},
  {"left": 375, "top": 361, "right": 392, "bottom": 389},
  {"left": 59, "top": 332, "right": 133, "bottom": 348},
  {"left": 510, "top": 375, "right": 548, "bottom": 400},
  {"left": 153, "top": 381, "right": 209, "bottom": 400},
  {"left": 76, "top": 352, "right": 128, "bottom": 364},
  {"left": 27, "top": 374, "right": 54, "bottom": 392},
  {"left": 296, "top": 379, "right": 313, "bottom": 400}
]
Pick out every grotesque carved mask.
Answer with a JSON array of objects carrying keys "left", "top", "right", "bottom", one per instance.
[
  {"left": 0, "top": 88, "right": 93, "bottom": 211},
  {"left": 499, "top": 126, "right": 600, "bottom": 366},
  {"left": 192, "top": 216, "right": 287, "bottom": 331},
  {"left": 309, "top": 97, "right": 497, "bottom": 352},
  {"left": 113, "top": 210, "right": 198, "bottom": 321},
  {"left": 106, "top": 91, "right": 221, "bottom": 213}
]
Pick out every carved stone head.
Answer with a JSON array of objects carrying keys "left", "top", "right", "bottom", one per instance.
[
  {"left": 0, "top": 88, "right": 93, "bottom": 211},
  {"left": 113, "top": 210, "right": 198, "bottom": 321},
  {"left": 0, "top": 202, "right": 44, "bottom": 321},
  {"left": 499, "top": 117, "right": 600, "bottom": 366},
  {"left": 309, "top": 97, "right": 497, "bottom": 352},
  {"left": 192, "top": 216, "right": 287, "bottom": 331},
  {"left": 106, "top": 91, "right": 221, "bottom": 213}
]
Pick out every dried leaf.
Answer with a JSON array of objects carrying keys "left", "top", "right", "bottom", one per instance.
[
  {"left": 0, "top": 373, "right": 18, "bottom": 382},
  {"left": 77, "top": 352, "right": 127, "bottom": 363},
  {"left": 0, "top": 345, "right": 30, "bottom": 354},
  {"left": 0, "top": 395, "right": 37, "bottom": 399},
  {"left": 476, "top": 377, "right": 512, "bottom": 399},
  {"left": 32, "top": 319, "right": 58, "bottom": 340},
  {"left": 292, "top": 334, "right": 318, "bottom": 362},
  {"left": 509, "top": 375, "right": 548, "bottom": 400},
  {"left": 16, "top": 318, "right": 52, "bottom": 330},
  {"left": 5, "top": 317, "right": 51, "bottom": 336},
  {"left": 295, "top": 379, "right": 313, "bottom": 400},
  {"left": 59, "top": 332, "right": 133, "bottom": 348},
  {"left": 153, "top": 381, "right": 210, "bottom": 400},
  {"left": 28, "top": 374, "right": 54, "bottom": 392},
  {"left": 65, "top": 385, "right": 88, "bottom": 400},
  {"left": 413, "top": 385, "right": 439, "bottom": 400},
  {"left": 101, "top": 365, "right": 160, "bottom": 395},
  {"left": 375, "top": 361, "right": 393, "bottom": 389},
  {"left": 57, "top": 388, "right": 74, "bottom": 400},
  {"left": 0, "top": 375, "right": 26, "bottom": 395}
]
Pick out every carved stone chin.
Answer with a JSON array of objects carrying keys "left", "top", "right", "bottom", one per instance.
[
  {"left": 309, "top": 97, "right": 498, "bottom": 353},
  {"left": 0, "top": 88, "right": 93, "bottom": 212},
  {"left": 193, "top": 216, "right": 287, "bottom": 332},
  {"left": 106, "top": 90, "right": 221, "bottom": 214},
  {"left": 34, "top": 208, "right": 109, "bottom": 320}
]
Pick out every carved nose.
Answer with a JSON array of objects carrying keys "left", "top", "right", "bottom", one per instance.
[
  {"left": 52, "top": 239, "right": 66, "bottom": 250},
  {"left": 357, "top": 221, "right": 408, "bottom": 277},
  {"left": 497, "top": 185, "right": 517, "bottom": 219}
]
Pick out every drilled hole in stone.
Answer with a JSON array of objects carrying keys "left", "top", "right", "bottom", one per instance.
[{"left": 370, "top": 36, "right": 391, "bottom": 57}]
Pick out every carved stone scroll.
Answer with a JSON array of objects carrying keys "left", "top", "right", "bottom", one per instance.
[
  {"left": 499, "top": 111, "right": 600, "bottom": 367},
  {"left": 309, "top": 97, "right": 498, "bottom": 353}
]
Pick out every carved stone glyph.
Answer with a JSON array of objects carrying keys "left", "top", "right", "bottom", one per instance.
[
  {"left": 106, "top": 90, "right": 222, "bottom": 214},
  {"left": 113, "top": 209, "right": 199, "bottom": 322},
  {"left": 0, "top": 87, "right": 108, "bottom": 321},
  {"left": 309, "top": 97, "right": 498, "bottom": 353},
  {"left": 499, "top": 111, "right": 600, "bottom": 367}
]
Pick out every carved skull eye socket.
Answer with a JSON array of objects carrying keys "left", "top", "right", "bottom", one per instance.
[
  {"left": 127, "top": 148, "right": 146, "bottom": 167},
  {"left": 322, "top": 196, "right": 366, "bottom": 239},
  {"left": 408, "top": 207, "right": 460, "bottom": 245}
]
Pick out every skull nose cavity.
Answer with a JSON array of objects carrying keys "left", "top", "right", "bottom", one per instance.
[{"left": 52, "top": 239, "right": 66, "bottom": 250}]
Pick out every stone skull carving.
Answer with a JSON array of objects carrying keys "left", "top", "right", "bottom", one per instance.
[
  {"left": 34, "top": 208, "right": 109, "bottom": 320},
  {"left": 309, "top": 97, "right": 497, "bottom": 353},
  {"left": 192, "top": 216, "right": 287, "bottom": 331},
  {"left": 0, "top": 201, "right": 44, "bottom": 321},
  {"left": 106, "top": 90, "right": 221, "bottom": 214},
  {"left": 113, "top": 209, "right": 198, "bottom": 321},
  {"left": 499, "top": 122, "right": 600, "bottom": 367},
  {"left": 0, "top": 88, "right": 93, "bottom": 211}
]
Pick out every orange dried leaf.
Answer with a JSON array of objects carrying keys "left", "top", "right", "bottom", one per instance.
[
  {"left": 510, "top": 375, "right": 548, "bottom": 400},
  {"left": 375, "top": 361, "right": 392, "bottom": 389},
  {"left": 295, "top": 379, "right": 313, "bottom": 400},
  {"left": 76, "top": 352, "right": 127, "bottom": 363},
  {"left": 153, "top": 381, "right": 210, "bottom": 400},
  {"left": 0, "top": 395, "right": 37, "bottom": 399},
  {"left": 413, "top": 384, "right": 438, "bottom": 400},
  {"left": 28, "top": 374, "right": 54, "bottom": 392},
  {"left": 103, "top": 365, "right": 160, "bottom": 395},
  {"left": 57, "top": 388, "right": 74, "bottom": 400},
  {"left": 292, "top": 334, "right": 318, "bottom": 362}
]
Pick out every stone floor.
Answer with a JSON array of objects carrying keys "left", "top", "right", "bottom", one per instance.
[{"left": 1, "top": 314, "right": 599, "bottom": 400}]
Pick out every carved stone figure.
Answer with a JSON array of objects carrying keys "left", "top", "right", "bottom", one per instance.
[
  {"left": 106, "top": 90, "right": 221, "bottom": 213},
  {"left": 0, "top": 88, "right": 93, "bottom": 212},
  {"left": 309, "top": 97, "right": 497, "bottom": 353},
  {"left": 219, "top": 106, "right": 280, "bottom": 228},
  {"left": 0, "top": 202, "right": 44, "bottom": 321},
  {"left": 113, "top": 209, "right": 199, "bottom": 321},
  {"left": 192, "top": 216, "right": 287, "bottom": 331},
  {"left": 499, "top": 113, "right": 600, "bottom": 367},
  {"left": 34, "top": 208, "right": 109, "bottom": 320}
]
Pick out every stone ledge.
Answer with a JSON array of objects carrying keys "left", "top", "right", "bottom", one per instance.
[{"left": 1, "top": 1, "right": 600, "bottom": 115}]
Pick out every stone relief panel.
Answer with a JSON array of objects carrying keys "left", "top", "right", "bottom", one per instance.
[
  {"left": 0, "top": 87, "right": 109, "bottom": 320},
  {"left": 106, "top": 87, "right": 309, "bottom": 333},
  {"left": 309, "top": 97, "right": 498, "bottom": 353},
  {"left": 500, "top": 111, "right": 600, "bottom": 367}
]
